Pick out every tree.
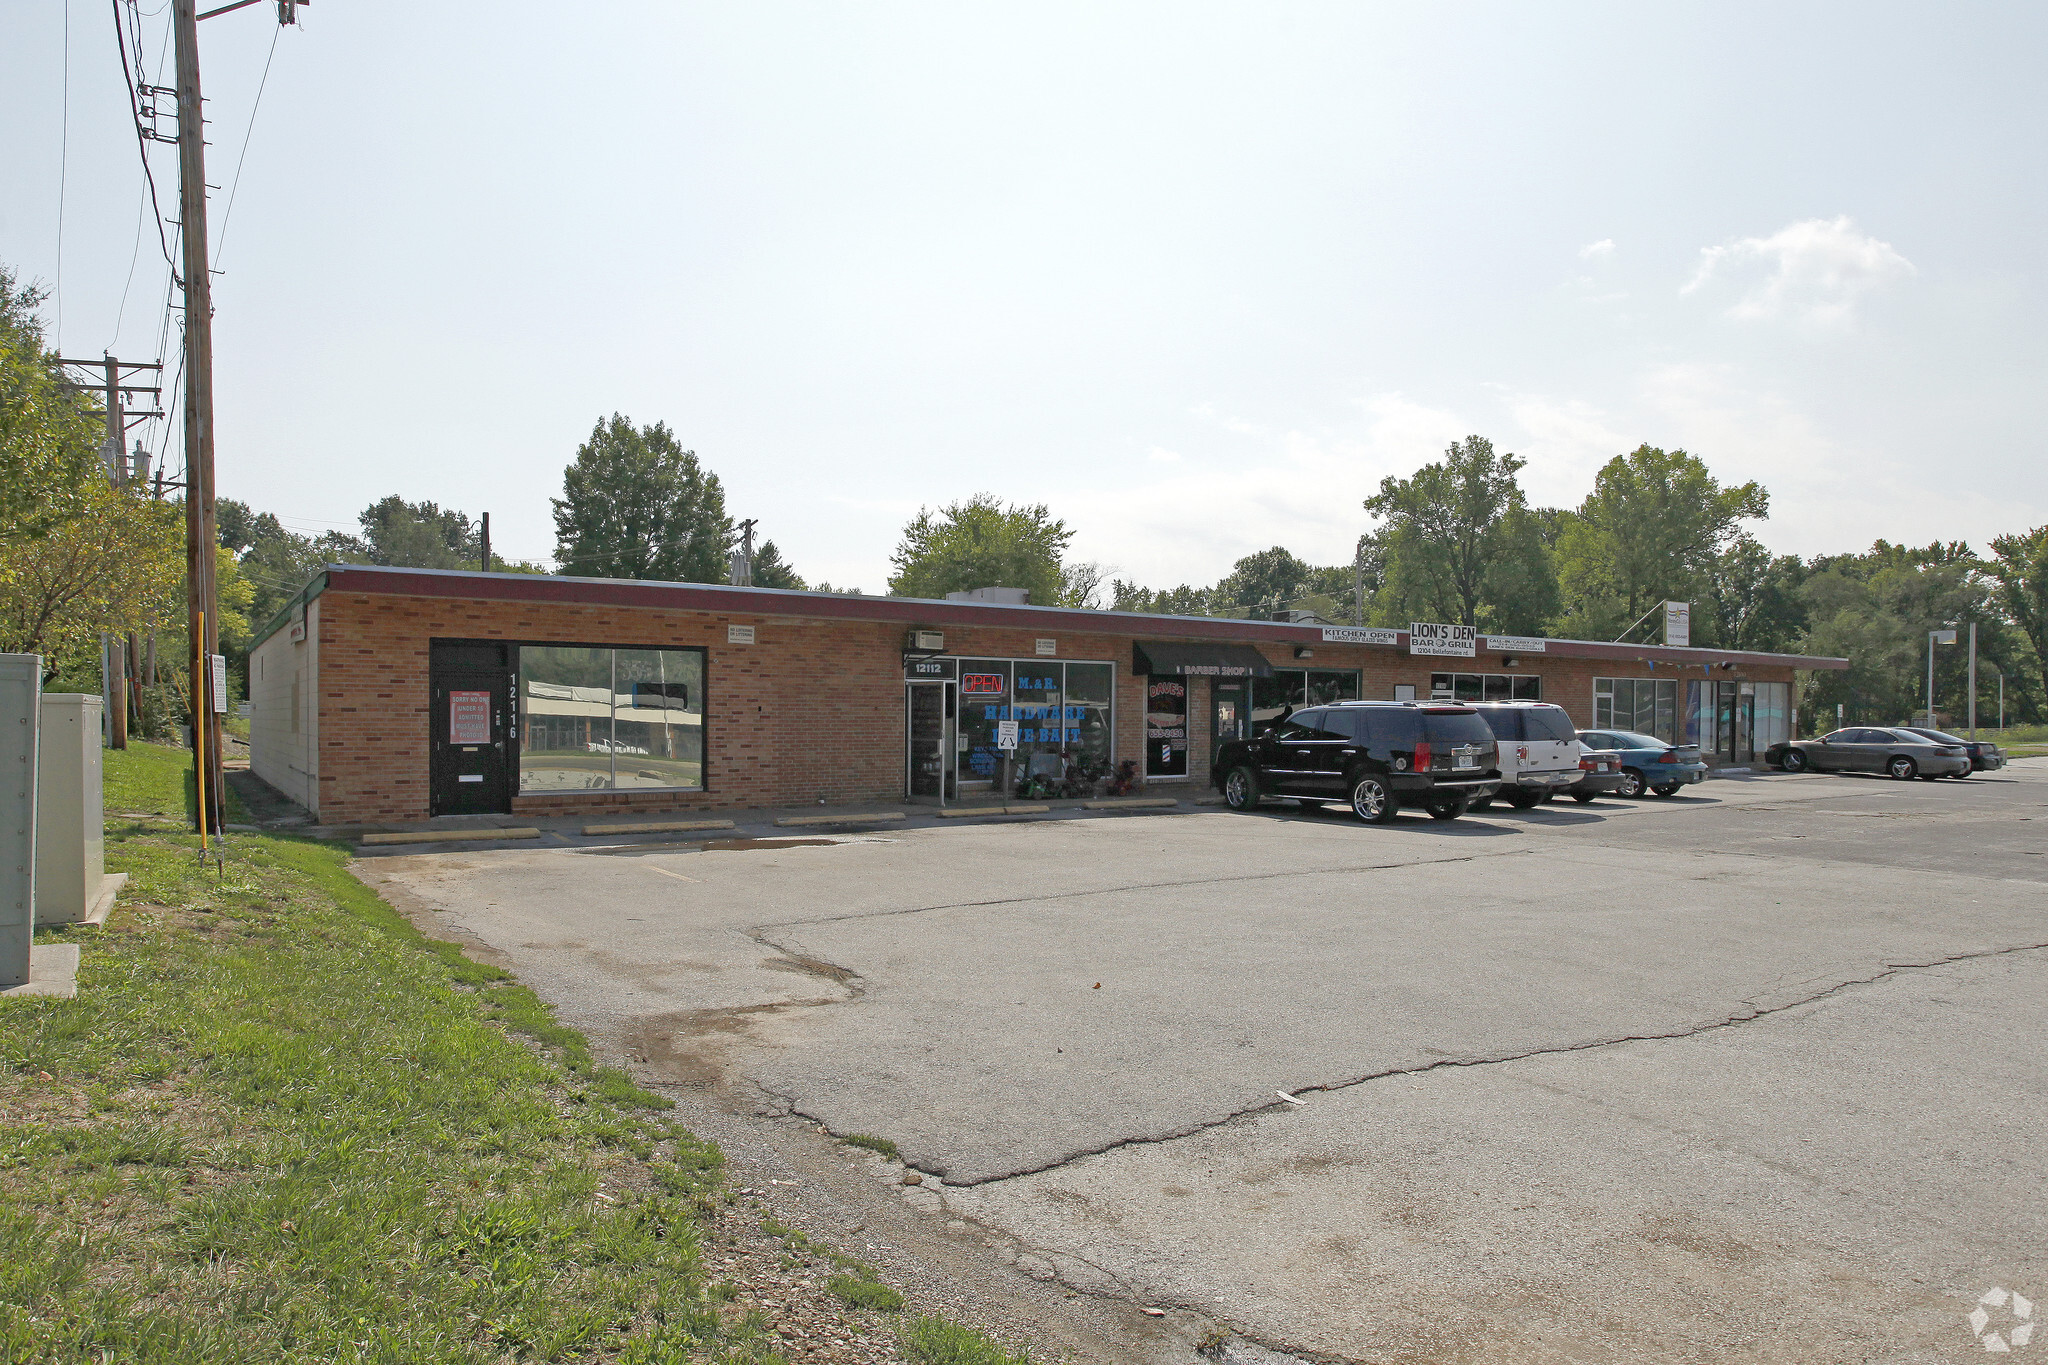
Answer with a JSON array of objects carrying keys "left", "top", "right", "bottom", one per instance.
[
  {"left": 553, "top": 415, "right": 731, "bottom": 582},
  {"left": 346, "top": 496, "right": 479, "bottom": 569},
  {"left": 1986, "top": 526, "right": 2048, "bottom": 713},
  {"left": 1110, "top": 580, "right": 1209, "bottom": 615},
  {"left": 1555, "top": 445, "right": 1769, "bottom": 636},
  {"left": 886, "top": 494, "right": 1072, "bottom": 603},
  {"left": 0, "top": 482, "right": 184, "bottom": 682},
  {"left": 0, "top": 266, "right": 100, "bottom": 542},
  {"left": 750, "top": 540, "right": 805, "bottom": 590},
  {"left": 1060, "top": 560, "right": 1110, "bottom": 609},
  {"left": 1365, "top": 436, "right": 1559, "bottom": 631},
  {"left": 1701, "top": 534, "right": 1807, "bottom": 652}
]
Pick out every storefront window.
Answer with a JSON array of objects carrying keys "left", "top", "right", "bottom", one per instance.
[
  {"left": 1432, "top": 673, "right": 1541, "bottom": 702},
  {"left": 954, "top": 659, "right": 1116, "bottom": 784},
  {"left": 519, "top": 645, "right": 705, "bottom": 792},
  {"left": 1252, "top": 669, "right": 1359, "bottom": 728},
  {"left": 957, "top": 660, "right": 1010, "bottom": 781},
  {"left": 1593, "top": 677, "right": 1677, "bottom": 742}
]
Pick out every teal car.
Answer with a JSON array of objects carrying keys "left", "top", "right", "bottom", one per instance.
[{"left": 1572, "top": 729, "right": 1709, "bottom": 798}]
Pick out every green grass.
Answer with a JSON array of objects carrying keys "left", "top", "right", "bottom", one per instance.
[
  {"left": 899, "top": 1316, "right": 1032, "bottom": 1365},
  {"left": 101, "top": 740, "right": 204, "bottom": 818},
  {"left": 826, "top": 1274, "right": 905, "bottom": 1312},
  {"left": 0, "top": 746, "right": 775, "bottom": 1364},
  {"left": 841, "top": 1132, "right": 899, "bottom": 1160}
]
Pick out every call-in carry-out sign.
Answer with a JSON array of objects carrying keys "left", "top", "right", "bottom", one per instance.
[{"left": 1408, "top": 622, "right": 1477, "bottom": 657}]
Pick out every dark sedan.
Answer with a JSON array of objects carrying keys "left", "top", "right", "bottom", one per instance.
[
  {"left": 1765, "top": 728, "right": 1971, "bottom": 780},
  {"left": 1897, "top": 727, "right": 2006, "bottom": 775}
]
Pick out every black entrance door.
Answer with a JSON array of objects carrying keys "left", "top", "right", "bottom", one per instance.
[
  {"left": 1210, "top": 680, "right": 1247, "bottom": 767},
  {"left": 430, "top": 641, "right": 512, "bottom": 816}
]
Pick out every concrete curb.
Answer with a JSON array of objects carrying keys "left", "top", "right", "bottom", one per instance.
[
  {"left": 1081, "top": 798, "right": 1180, "bottom": 810},
  {"left": 934, "top": 804, "right": 1051, "bottom": 818},
  {"left": 773, "top": 812, "right": 908, "bottom": 828},
  {"left": 580, "top": 819, "right": 737, "bottom": 836},
  {"left": 0, "top": 943, "right": 81, "bottom": 1001},
  {"left": 360, "top": 828, "right": 542, "bottom": 846}
]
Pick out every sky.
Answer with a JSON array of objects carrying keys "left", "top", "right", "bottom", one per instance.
[{"left": 4, "top": 2, "right": 2045, "bottom": 596}]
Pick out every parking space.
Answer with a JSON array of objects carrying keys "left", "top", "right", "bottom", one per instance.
[{"left": 363, "top": 763, "right": 2048, "bottom": 1363}]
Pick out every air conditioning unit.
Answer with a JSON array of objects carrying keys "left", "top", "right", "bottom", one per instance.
[{"left": 911, "top": 630, "right": 944, "bottom": 652}]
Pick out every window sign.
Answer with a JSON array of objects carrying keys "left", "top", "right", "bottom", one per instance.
[
  {"left": 997, "top": 720, "right": 1019, "bottom": 750},
  {"left": 1146, "top": 677, "right": 1188, "bottom": 777},
  {"left": 961, "top": 672, "right": 1005, "bottom": 694},
  {"left": 1409, "top": 622, "right": 1477, "bottom": 657},
  {"left": 449, "top": 690, "right": 492, "bottom": 744}
]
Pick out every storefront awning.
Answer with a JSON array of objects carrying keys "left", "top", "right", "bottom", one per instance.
[{"left": 1132, "top": 642, "right": 1274, "bottom": 678}]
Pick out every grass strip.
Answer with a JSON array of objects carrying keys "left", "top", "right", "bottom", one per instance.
[{"left": 0, "top": 744, "right": 778, "bottom": 1365}]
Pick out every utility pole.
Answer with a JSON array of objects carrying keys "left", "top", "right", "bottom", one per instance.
[
  {"left": 729, "top": 518, "right": 757, "bottom": 587},
  {"left": 480, "top": 512, "right": 491, "bottom": 572},
  {"left": 173, "top": 0, "right": 224, "bottom": 832},
  {"left": 52, "top": 356, "right": 164, "bottom": 752}
]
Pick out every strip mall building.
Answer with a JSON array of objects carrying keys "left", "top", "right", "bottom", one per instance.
[{"left": 246, "top": 565, "right": 1850, "bottom": 824}]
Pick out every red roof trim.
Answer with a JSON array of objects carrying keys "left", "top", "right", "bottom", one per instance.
[{"left": 309, "top": 565, "right": 1849, "bottom": 670}]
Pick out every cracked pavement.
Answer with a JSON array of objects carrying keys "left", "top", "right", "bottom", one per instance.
[{"left": 362, "top": 762, "right": 2048, "bottom": 1362}]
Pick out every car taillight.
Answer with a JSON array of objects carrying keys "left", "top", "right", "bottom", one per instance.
[
  {"left": 1579, "top": 757, "right": 1597, "bottom": 772},
  {"left": 1658, "top": 750, "right": 1680, "bottom": 763},
  {"left": 1414, "top": 740, "right": 1433, "bottom": 770}
]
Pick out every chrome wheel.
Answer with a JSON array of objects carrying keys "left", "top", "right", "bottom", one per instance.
[
  {"left": 1780, "top": 750, "right": 1807, "bottom": 773},
  {"left": 1617, "top": 768, "right": 1646, "bottom": 798},
  {"left": 1350, "top": 775, "right": 1394, "bottom": 824},
  {"left": 1225, "top": 766, "right": 1260, "bottom": 810},
  {"left": 1887, "top": 755, "right": 1917, "bottom": 781}
]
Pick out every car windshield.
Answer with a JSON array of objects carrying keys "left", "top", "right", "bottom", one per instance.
[
  {"left": 1607, "top": 731, "right": 1665, "bottom": 749},
  {"left": 1422, "top": 710, "right": 1498, "bottom": 748}
]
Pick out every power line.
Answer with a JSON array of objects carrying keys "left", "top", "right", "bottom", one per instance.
[
  {"left": 111, "top": 0, "right": 178, "bottom": 277},
  {"left": 210, "top": 20, "right": 278, "bottom": 270},
  {"left": 108, "top": 186, "right": 148, "bottom": 351},
  {"left": 56, "top": 0, "right": 72, "bottom": 350}
]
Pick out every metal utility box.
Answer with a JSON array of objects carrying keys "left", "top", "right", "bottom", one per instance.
[
  {"left": 35, "top": 694, "right": 123, "bottom": 925},
  {"left": 0, "top": 656, "right": 39, "bottom": 987}
]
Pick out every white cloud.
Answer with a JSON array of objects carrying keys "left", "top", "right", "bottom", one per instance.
[
  {"left": 1578, "top": 238, "right": 1616, "bottom": 260},
  {"left": 1682, "top": 216, "right": 1914, "bottom": 324},
  {"left": 1145, "top": 445, "right": 1182, "bottom": 463}
]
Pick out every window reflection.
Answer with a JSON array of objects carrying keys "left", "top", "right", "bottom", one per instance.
[{"left": 519, "top": 645, "right": 705, "bottom": 792}]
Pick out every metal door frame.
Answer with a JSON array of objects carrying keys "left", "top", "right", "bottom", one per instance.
[
  {"left": 429, "top": 644, "right": 513, "bottom": 817},
  {"left": 904, "top": 680, "right": 957, "bottom": 806}
]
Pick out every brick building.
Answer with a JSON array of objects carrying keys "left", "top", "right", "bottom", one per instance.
[{"left": 245, "top": 565, "right": 1848, "bottom": 824}]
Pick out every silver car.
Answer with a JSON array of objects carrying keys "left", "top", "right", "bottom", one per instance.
[{"left": 1771, "top": 727, "right": 1972, "bottom": 780}]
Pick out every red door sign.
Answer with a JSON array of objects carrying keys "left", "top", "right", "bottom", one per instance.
[{"left": 449, "top": 690, "right": 492, "bottom": 745}]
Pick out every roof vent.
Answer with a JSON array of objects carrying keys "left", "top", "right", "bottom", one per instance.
[{"left": 944, "top": 586, "right": 1030, "bottom": 605}]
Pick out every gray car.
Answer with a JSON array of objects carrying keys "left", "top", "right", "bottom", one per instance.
[{"left": 1767, "top": 727, "right": 1972, "bottom": 780}]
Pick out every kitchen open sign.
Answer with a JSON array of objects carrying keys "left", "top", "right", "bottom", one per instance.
[{"left": 449, "top": 690, "right": 492, "bottom": 745}]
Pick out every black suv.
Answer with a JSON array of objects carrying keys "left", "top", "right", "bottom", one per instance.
[{"left": 1211, "top": 701, "right": 1503, "bottom": 823}]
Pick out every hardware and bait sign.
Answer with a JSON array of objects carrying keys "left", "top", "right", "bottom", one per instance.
[{"left": 1408, "top": 622, "right": 1477, "bottom": 658}]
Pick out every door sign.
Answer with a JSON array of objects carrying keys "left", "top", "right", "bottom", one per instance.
[
  {"left": 449, "top": 690, "right": 492, "bottom": 745},
  {"left": 996, "top": 720, "right": 1020, "bottom": 750}
]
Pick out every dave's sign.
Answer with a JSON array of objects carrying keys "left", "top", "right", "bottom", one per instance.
[{"left": 1408, "top": 621, "right": 1477, "bottom": 658}]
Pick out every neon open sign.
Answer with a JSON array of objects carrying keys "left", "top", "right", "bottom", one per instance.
[{"left": 962, "top": 673, "right": 1006, "bottom": 695}]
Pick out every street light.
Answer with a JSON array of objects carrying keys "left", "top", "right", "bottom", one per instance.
[{"left": 1927, "top": 627, "right": 1957, "bottom": 727}]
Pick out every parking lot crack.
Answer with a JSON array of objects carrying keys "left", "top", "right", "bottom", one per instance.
[
  {"left": 751, "top": 846, "right": 1542, "bottom": 933},
  {"left": 938, "top": 936, "right": 2048, "bottom": 1187}
]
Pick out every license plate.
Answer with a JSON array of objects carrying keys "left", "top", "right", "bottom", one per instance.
[{"left": 1456, "top": 756, "right": 1475, "bottom": 770}]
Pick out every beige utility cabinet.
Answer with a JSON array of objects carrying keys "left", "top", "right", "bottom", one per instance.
[{"left": 35, "top": 694, "right": 124, "bottom": 925}]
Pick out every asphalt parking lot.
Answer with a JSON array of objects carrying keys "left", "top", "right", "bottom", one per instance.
[{"left": 363, "top": 762, "right": 2048, "bottom": 1363}]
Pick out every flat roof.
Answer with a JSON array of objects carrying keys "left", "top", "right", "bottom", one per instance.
[{"left": 249, "top": 563, "right": 1848, "bottom": 671}]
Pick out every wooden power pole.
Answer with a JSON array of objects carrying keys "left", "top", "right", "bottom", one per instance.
[{"left": 173, "top": 0, "right": 224, "bottom": 832}]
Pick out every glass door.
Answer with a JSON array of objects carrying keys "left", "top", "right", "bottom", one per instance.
[
  {"left": 905, "top": 682, "right": 955, "bottom": 803},
  {"left": 1211, "top": 680, "right": 1247, "bottom": 767}
]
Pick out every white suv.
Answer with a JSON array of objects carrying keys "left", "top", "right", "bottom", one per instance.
[{"left": 1465, "top": 702, "right": 1582, "bottom": 810}]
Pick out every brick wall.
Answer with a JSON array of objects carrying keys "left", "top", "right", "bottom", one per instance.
[{"left": 305, "top": 590, "right": 1797, "bottom": 823}]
